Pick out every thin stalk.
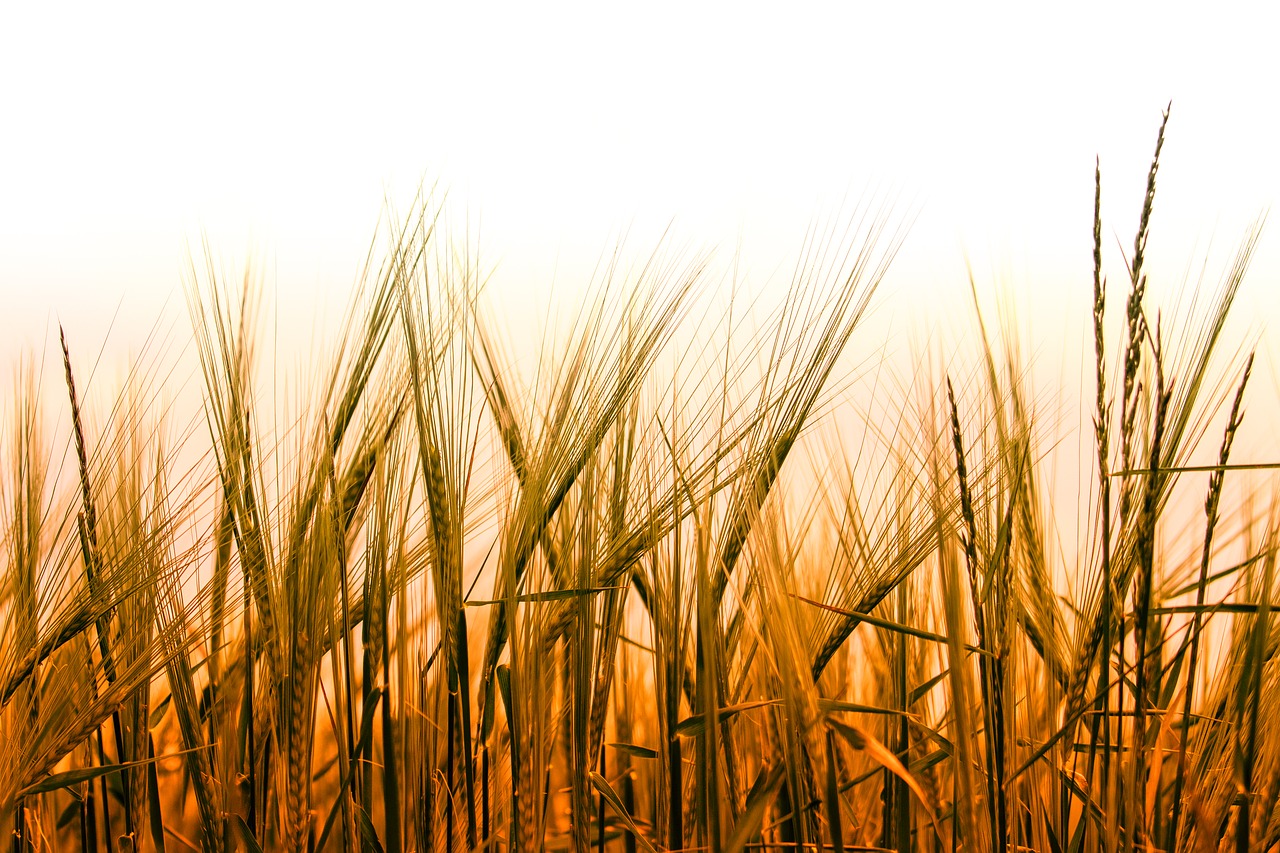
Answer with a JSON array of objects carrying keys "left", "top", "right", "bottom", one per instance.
[
  {"left": 62, "top": 329, "right": 135, "bottom": 843},
  {"left": 1127, "top": 325, "right": 1170, "bottom": 851},
  {"left": 1167, "top": 353, "right": 1252, "bottom": 850},
  {"left": 947, "top": 378, "right": 1006, "bottom": 853},
  {"left": 1081, "top": 155, "right": 1114, "bottom": 849}
]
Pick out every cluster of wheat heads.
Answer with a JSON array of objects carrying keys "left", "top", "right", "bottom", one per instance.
[{"left": 2, "top": 112, "right": 1278, "bottom": 853}]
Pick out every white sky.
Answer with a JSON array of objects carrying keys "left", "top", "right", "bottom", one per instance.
[{"left": 1, "top": 2, "right": 1277, "bottom": 408}]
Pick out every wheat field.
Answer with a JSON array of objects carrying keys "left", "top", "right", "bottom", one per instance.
[{"left": 2, "top": 110, "right": 1277, "bottom": 853}]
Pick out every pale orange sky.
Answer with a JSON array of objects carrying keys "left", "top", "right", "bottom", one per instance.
[{"left": 1, "top": 2, "right": 1277, "bottom": 427}]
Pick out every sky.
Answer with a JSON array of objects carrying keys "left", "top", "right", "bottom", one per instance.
[{"left": 1, "top": 2, "right": 1278, "bottom": 442}]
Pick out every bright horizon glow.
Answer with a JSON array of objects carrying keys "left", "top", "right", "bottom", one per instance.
[{"left": 2, "top": 3, "right": 1277, "bottom": 400}]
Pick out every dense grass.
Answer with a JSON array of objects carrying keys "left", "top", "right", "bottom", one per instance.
[{"left": 3, "top": 112, "right": 1278, "bottom": 852}]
